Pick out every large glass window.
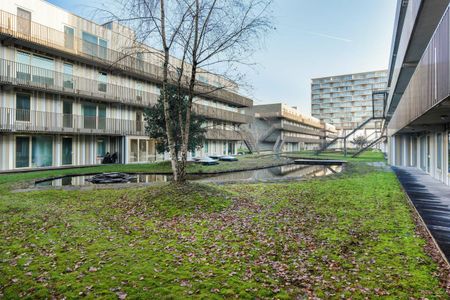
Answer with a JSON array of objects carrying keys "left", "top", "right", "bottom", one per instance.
[
  {"left": 83, "top": 103, "right": 97, "bottom": 129},
  {"left": 32, "top": 136, "right": 53, "bottom": 167},
  {"left": 31, "top": 55, "right": 54, "bottom": 85},
  {"left": 16, "top": 93, "right": 30, "bottom": 121},
  {"left": 15, "top": 137, "right": 30, "bottom": 168},
  {"left": 16, "top": 51, "right": 31, "bottom": 81},
  {"left": 139, "top": 140, "right": 147, "bottom": 162},
  {"left": 63, "top": 63, "right": 73, "bottom": 89},
  {"left": 98, "top": 72, "right": 107, "bottom": 92},
  {"left": 437, "top": 133, "right": 442, "bottom": 170},
  {"left": 82, "top": 32, "right": 98, "bottom": 57},
  {"left": 64, "top": 26, "right": 74, "bottom": 49},
  {"left": 82, "top": 32, "right": 108, "bottom": 58},
  {"left": 130, "top": 139, "right": 138, "bottom": 162}
]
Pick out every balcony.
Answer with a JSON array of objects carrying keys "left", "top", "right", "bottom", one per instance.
[
  {"left": 193, "top": 104, "right": 251, "bottom": 124},
  {"left": 204, "top": 128, "right": 243, "bottom": 141},
  {"left": 0, "top": 58, "right": 159, "bottom": 107},
  {"left": 281, "top": 123, "right": 324, "bottom": 137},
  {"left": 0, "top": 10, "right": 252, "bottom": 108},
  {"left": 0, "top": 107, "right": 145, "bottom": 136},
  {"left": 388, "top": 7, "right": 450, "bottom": 134}
]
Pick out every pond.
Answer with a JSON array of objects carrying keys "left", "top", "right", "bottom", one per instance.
[{"left": 35, "top": 164, "right": 342, "bottom": 187}]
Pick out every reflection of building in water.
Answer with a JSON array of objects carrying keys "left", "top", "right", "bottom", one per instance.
[
  {"left": 277, "top": 164, "right": 341, "bottom": 177},
  {"left": 39, "top": 174, "right": 170, "bottom": 187},
  {"left": 199, "top": 164, "right": 342, "bottom": 182}
]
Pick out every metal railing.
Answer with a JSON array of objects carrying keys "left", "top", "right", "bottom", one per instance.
[
  {"left": 192, "top": 104, "right": 251, "bottom": 124},
  {"left": 0, "top": 107, "right": 145, "bottom": 135},
  {"left": 0, "top": 10, "right": 252, "bottom": 108},
  {"left": 0, "top": 58, "right": 159, "bottom": 107}
]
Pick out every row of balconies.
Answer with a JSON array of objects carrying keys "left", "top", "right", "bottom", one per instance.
[
  {"left": 0, "top": 106, "right": 146, "bottom": 136},
  {"left": 0, "top": 106, "right": 248, "bottom": 138},
  {"left": 0, "top": 10, "right": 252, "bottom": 108},
  {"left": 0, "top": 58, "right": 159, "bottom": 107},
  {"left": 0, "top": 59, "right": 250, "bottom": 124}
]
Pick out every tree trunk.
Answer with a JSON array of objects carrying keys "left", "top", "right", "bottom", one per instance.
[
  {"left": 178, "top": 0, "right": 200, "bottom": 183},
  {"left": 160, "top": 0, "right": 179, "bottom": 181}
]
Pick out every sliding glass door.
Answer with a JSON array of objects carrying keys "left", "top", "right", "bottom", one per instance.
[{"left": 32, "top": 136, "right": 53, "bottom": 167}]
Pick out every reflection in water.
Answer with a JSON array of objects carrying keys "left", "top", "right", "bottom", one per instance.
[
  {"left": 35, "top": 164, "right": 342, "bottom": 187},
  {"left": 36, "top": 174, "right": 170, "bottom": 187},
  {"left": 197, "top": 164, "right": 342, "bottom": 183}
]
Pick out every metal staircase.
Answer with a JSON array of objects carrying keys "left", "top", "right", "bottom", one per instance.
[
  {"left": 351, "top": 135, "right": 387, "bottom": 157},
  {"left": 316, "top": 90, "right": 388, "bottom": 156}
]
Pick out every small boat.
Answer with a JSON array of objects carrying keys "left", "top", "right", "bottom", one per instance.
[{"left": 198, "top": 157, "right": 220, "bottom": 165}]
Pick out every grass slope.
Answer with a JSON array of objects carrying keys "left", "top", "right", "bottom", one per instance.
[{"left": 0, "top": 154, "right": 446, "bottom": 298}]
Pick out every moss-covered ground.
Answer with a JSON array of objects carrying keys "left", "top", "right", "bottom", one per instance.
[{"left": 0, "top": 152, "right": 447, "bottom": 298}]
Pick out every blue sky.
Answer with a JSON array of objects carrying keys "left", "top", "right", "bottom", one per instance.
[{"left": 48, "top": 0, "right": 397, "bottom": 115}]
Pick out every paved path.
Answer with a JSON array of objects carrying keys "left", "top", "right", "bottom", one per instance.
[{"left": 392, "top": 166, "right": 450, "bottom": 260}]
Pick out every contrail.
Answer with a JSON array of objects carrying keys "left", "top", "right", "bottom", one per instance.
[{"left": 305, "top": 31, "right": 352, "bottom": 43}]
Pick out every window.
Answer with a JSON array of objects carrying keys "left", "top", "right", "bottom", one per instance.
[
  {"left": 63, "top": 63, "right": 73, "bottom": 89},
  {"left": 99, "top": 39, "right": 107, "bottom": 59},
  {"left": 15, "top": 137, "right": 30, "bottom": 168},
  {"left": 82, "top": 32, "right": 108, "bottom": 58},
  {"left": 136, "top": 112, "right": 142, "bottom": 132},
  {"left": 17, "top": 8, "right": 31, "bottom": 35},
  {"left": 62, "top": 137, "right": 72, "bottom": 165},
  {"left": 16, "top": 51, "right": 54, "bottom": 84},
  {"left": 98, "top": 72, "right": 107, "bottom": 92},
  {"left": 82, "top": 32, "right": 98, "bottom": 57},
  {"left": 32, "top": 136, "right": 53, "bottom": 167},
  {"left": 448, "top": 133, "right": 450, "bottom": 175},
  {"left": 16, "top": 93, "right": 30, "bottom": 121},
  {"left": 136, "top": 52, "right": 144, "bottom": 70},
  {"left": 437, "top": 133, "right": 442, "bottom": 170},
  {"left": 32, "top": 55, "right": 54, "bottom": 84},
  {"left": 64, "top": 26, "right": 74, "bottom": 49},
  {"left": 97, "top": 138, "right": 106, "bottom": 157},
  {"left": 63, "top": 101, "right": 73, "bottom": 128},
  {"left": 136, "top": 82, "right": 144, "bottom": 103},
  {"left": 83, "top": 103, "right": 97, "bottom": 129},
  {"left": 98, "top": 105, "right": 106, "bottom": 130}
]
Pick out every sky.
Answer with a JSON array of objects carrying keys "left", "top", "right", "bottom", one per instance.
[{"left": 48, "top": 0, "right": 398, "bottom": 115}]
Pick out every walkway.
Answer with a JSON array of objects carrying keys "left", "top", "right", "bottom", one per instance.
[{"left": 392, "top": 166, "right": 450, "bottom": 260}]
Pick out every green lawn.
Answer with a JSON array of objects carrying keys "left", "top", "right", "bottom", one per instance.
[{"left": 0, "top": 154, "right": 447, "bottom": 298}]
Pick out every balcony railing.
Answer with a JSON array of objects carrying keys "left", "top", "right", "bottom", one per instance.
[
  {"left": 192, "top": 104, "right": 251, "bottom": 124},
  {"left": 204, "top": 128, "right": 243, "bottom": 141},
  {"left": 0, "top": 58, "right": 159, "bottom": 107},
  {"left": 0, "top": 107, "right": 145, "bottom": 136},
  {"left": 0, "top": 10, "right": 252, "bottom": 108}
]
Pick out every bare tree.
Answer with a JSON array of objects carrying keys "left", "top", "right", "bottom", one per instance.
[
  {"left": 350, "top": 135, "right": 369, "bottom": 150},
  {"left": 103, "top": 0, "right": 273, "bottom": 183}
]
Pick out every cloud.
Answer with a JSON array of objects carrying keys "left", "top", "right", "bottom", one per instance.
[{"left": 305, "top": 31, "right": 352, "bottom": 43}]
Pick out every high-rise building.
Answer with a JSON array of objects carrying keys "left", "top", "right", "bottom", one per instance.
[
  {"left": 311, "top": 70, "right": 388, "bottom": 144},
  {"left": 0, "top": 0, "right": 253, "bottom": 171},
  {"left": 386, "top": 0, "right": 450, "bottom": 186}
]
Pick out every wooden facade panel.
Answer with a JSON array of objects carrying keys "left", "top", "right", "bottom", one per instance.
[{"left": 388, "top": 8, "right": 450, "bottom": 134}]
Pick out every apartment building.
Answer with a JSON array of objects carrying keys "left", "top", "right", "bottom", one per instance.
[
  {"left": 0, "top": 0, "right": 252, "bottom": 171},
  {"left": 245, "top": 103, "right": 337, "bottom": 153},
  {"left": 311, "top": 70, "right": 388, "bottom": 145},
  {"left": 386, "top": 0, "right": 450, "bottom": 186}
]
